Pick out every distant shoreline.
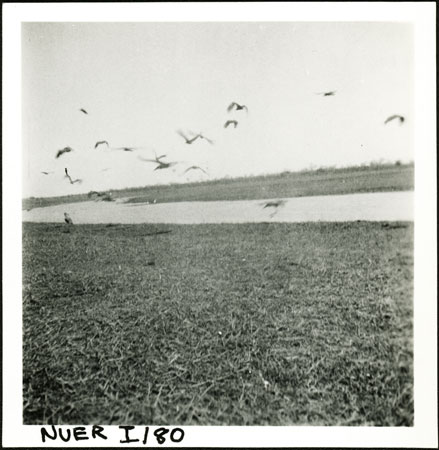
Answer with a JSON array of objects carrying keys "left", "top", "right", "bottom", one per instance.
[{"left": 23, "top": 161, "right": 414, "bottom": 211}]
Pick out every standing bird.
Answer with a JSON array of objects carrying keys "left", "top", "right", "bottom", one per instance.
[
  {"left": 55, "top": 147, "right": 74, "bottom": 159},
  {"left": 384, "top": 115, "right": 405, "bottom": 125},
  {"left": 227, "top": 102, "right": 248, "bottom": 113},
  {"left": 94, "top": 140, "right": 109, "bottom": 149},
  {"left": 316, "top": 91, "right": 336, "bottom": 96},
  {"left": 64, "top": 168, "right": 82, "bottom": 184},
  {"left": 79, "top": 108, "right": 88, "bottom": 115},
  {"left": 64, "top": 212, "right": 73, "bottom": 225},
  {"left": 184, "top": 166, "right": 208, "bottom": 175},
  {"left": 224, "top": 120, "right": 238, "bottom": 129}
]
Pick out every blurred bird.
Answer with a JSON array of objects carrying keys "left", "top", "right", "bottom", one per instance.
[
  {"left": 227, "top": 102, "right": 248, "bottom": 112},
  {"left": 79, "top": 108, "right": 88, "bottom": 114},
  {"left": 64, "top": 168, "right": 82, "bottom": 184},
  {"left": 199, "top": 133, "right": 214, "bottom": 145},
  {"left": 94, "top": 140, "right": 109, "bottom": 149},
  {"left": 41, "top": 171, "right": 53, "bottom": 175},
  {"left": 224, "top": 120, "right": 238, "bottom": 129},
  {"left": 138, "top": 152, "right": 167, "bottom": 164},
  {"left": 384, "top": 115, "right": 405, "bottom": 125},
  {"left": 138, "top": 154, "right": 179, "bottom": 171},
  {"left": 113, "top": 146, "right": 140, "bottom": 152},
  {"left": 64, "top": 213, "right": 73, "bottom": 225},
  {"left": 316, "top": 91, "right": 336, "bottom": 96},
  {"left": 153, "top": 161, "right": 178, "bottom": 171},
  {"left": 262, "top": 199, "right": 287, "bottom": 218},
  {"left": 263, "top": 200, "right": 286, "bottom": 209},
  {"left": 184, "top": 166, "right": 208, "bottom": 175},
  {"left": 55, "top": 147, "right": 74, "bottom": 159},
  {"left": 177, "top": 130, "right": 202, "bottom": 145}
]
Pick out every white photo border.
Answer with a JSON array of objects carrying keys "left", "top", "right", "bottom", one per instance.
[{"left": 3, "top": 2, "right": 437, "bottom": 448}]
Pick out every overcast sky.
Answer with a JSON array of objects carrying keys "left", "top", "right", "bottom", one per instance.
[{"left": 22, "top": 21, "right": 413, "bottom": 198}]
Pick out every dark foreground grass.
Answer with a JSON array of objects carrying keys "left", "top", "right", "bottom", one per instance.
[{"left": 23, "top": 222, "right": 413, "bottom": 425}]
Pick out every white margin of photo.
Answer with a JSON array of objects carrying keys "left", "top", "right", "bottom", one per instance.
[{"left": 3, "top": 2, "right": 437, "bottom": 448}]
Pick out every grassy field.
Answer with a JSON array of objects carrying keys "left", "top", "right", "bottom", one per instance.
[
  {"left": 23, "top": 162, "right": 414, "bottom": 210},
  {"left": 23, "top": 221, "right": 413, "bottom": 425}
]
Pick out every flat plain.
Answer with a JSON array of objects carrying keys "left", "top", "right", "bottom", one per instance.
[{"left": 23, "top": 221, "right": 413, "bottom": 425}]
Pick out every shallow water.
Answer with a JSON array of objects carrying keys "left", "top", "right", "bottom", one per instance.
[{"left": 22, "top": 191, "right": 413, "bottom": 224}]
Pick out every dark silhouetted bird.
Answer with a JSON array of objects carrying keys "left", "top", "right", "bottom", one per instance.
[
  {"left": 384, "top": 115, "right": 405, "bottom": 125},
  {"left": 56, "top": 147, "right": 74, "bottom": 159},
  {"left": 64, "top": 212, "right": 73, "bottom": 224},
  {"left": 94, "top": 140, "right": 109, "bottom": 149},
  {"left": 41, "top": 171, "right": 53, "bottom": 175},
  {"left": 316, "top": 91, "right": 336, "bottom": 96},
  {"left": 224, "top": 120, "right": 238, "bottom": 129},
  {"left": 64, "top": 168, "right": 82, "bottom": 184},
  {"left": 184, "top": 166, "right": 208, "bottom": 175},
  {"left": 263, "top": 200, "right": 286, "bottom": 209},
  {"left": 79, "top": 108, "right": 88, "bottom": 114},
  {"left": 227, "top": 102, "right": 248, "bottom": 112}
]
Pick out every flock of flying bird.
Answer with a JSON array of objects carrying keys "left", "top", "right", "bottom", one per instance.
[
  {"left": 42, "top": 93, "right": 405, "bottom": 224},
  {"left": 47, "top": 101, "right": 251, "bottom": 189}
]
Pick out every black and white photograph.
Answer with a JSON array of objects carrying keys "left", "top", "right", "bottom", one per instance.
[{"left": 3, "top": 2, "right": 437, "bottom": 448}]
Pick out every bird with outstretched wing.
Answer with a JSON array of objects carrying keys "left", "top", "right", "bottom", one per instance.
[
  {"left": 64, "top": 168, "right": 82, "bottom": 184},
  {"left": 177, "top": 130, "right": 202, "bottom": 145},
  {"left": 224, "top": 120, "right": 238, "bottom": 129},
  {"left": 55, "top": 147, "right": 74, "bottom": 159},
  {"left": 94, "top": 140, "right": 109, "bottom": 149},
  {"left": 184, "top": 166, "right": 208, "bottom": 175},
  {"left": 227, "top": 102, "right": 248, "bottom": 113},
  {"left": 384, "top": 115, "right": 405, "bottom": 125}
]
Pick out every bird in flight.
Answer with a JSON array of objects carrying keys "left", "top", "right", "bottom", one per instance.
[
  {"left": 64, "top": 212, "right": 73, "bottom": 225},
  {"left": 113, "top": 146, "right": 147, "bottom": 152},
  {"left": 153, "top": 161, "right": 178, "bottom": 171},
  {"left": 56, "top": 147, "right": 74, "bottom": 159},
  {"left": 79, "top": 108, "right": 88, "bottom": 115},
  {"left": 177, "top": 130, "right": 203, "bottom": 145},
  {"left": 384, "top": 115, "right": 405, "bottom": 125},
  {"left": 41, "top": 171, "right": 53, "bottom": 175},
  {"left": 199, "top": 133, "right": 214, "bottom": 145},
  {"left": 64, "top": 168, "right": 82, "bottom": 184},
  {"left": 227, "top": 102, "right": 248, "bottom": 113},
  {"left": 263, "top": 200, "right": 286, "bottom": 209},
  {"left": 224, "top": 120, "right": 238, "bottom": 129},
  {"left": 316, "top": 91, "right": 336, "bottom": 96},
  {"left": 94, "top": 140, "right": 109, "bottom": 149},
  {"left": 184, "top": 166, "right": 208, "bottom": 175},
  {"left": 88, "top": 191, "right": 113, "bottom": 201},
  {"left": 138, "top": 152, "right": 167, "bottom": 163},
  {"left": 262, "top": 199, "right": 287, "bottom": 218},
  {"left": 138, "top": 154, "right": 179, "bottom": 171}
]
